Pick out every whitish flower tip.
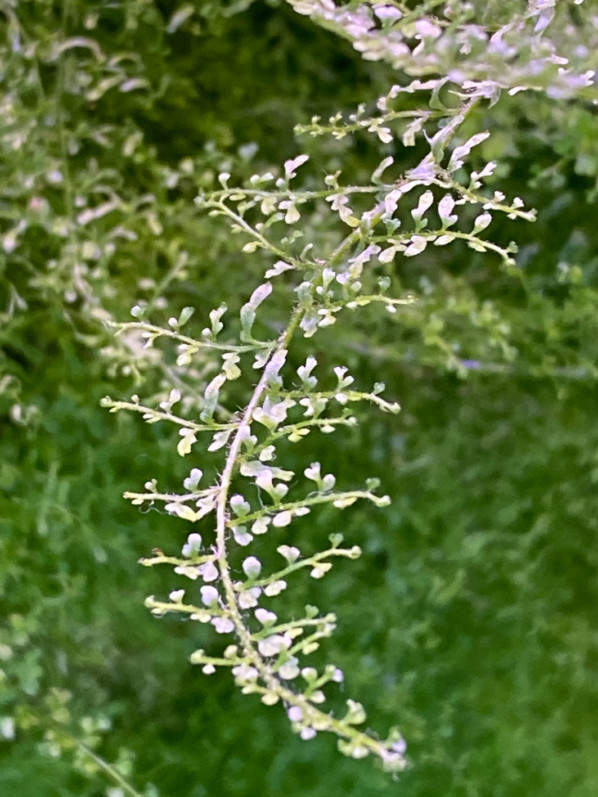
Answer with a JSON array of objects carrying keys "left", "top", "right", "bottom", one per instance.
[
  {"left": 200, "top": 585, "right": 219, "bottom": 606},
  {"left": 242, "top": 556, "right": 262, "bottom": 579}
]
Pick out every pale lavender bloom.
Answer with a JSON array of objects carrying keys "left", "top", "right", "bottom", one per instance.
[
  {"left": 232, "top": 664, "right": 258, "bottom": 683},
  {"left": 238, "top": 587, "right": 261, "bottom": 609},
  {"left": 258, "top": 633, "right": 291, "bottom": 657},
  {"left": 199, "top": 561, "right": 219, "bottom": 582},
  {"left": 200, "top": 586, "right": 219, "bottom": 606},
  {"left": 374, "top": 6, "right": 402, "bottom": 21},
  {"left": 212, "top": 617, "right": 234, "bottom": 634},
  {"left": 288, "top": 706, "right": 303, "bottom": 722},
  {"left": 255, "top": 608, "right": 277, "bottom": 625},
  {"left": 182, "top": 532, "right": 202, "bottom": 557},
  {"left": 332, "top": 668, "right": 344, "bottom": 683},
  {"left": 242, "top": 556, "right": 262, "bottom": 579}
]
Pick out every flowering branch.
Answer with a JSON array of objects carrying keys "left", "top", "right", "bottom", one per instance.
[{"left": 105, "top": 59, "right": 536, "bottom": 775}]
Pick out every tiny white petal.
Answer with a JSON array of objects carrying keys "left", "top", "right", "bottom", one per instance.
[
  {"left": 263, "top": 579, "right": 286, "bottom": 596},
  {"left": 277, "top": 545, "right": 300, "bottom": 563},
  {"left": 255, "top": 608, "right": 277, "bottom": 625},
  {"left": 242, "top": 556, "right": 262, "bottom": 578},
  {"left": 200, "top": 586, "right": 219, "bottom": 606},
  {"left": 284, "top": 154, "right": 309, "bottom": 179},
  {"left": 212, "top": 617, "right": 234, "bottom": 634},
  {"left": 199, "top": 561, "right": 219, "bottom": 582},
  {"left": 238, "top": 587, "right": 261, "bottom": 609}
]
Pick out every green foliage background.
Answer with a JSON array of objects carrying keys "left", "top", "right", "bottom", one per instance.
[{"left": 1, "top": 1, "right": 597, "bottom": 795}]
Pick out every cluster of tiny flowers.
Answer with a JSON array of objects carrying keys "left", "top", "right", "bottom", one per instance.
[{"left": 104, "top": 8, "right": 564, "bottom": 768}]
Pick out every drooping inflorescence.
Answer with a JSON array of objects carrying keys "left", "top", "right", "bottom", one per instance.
[{"left": 102, "top": 71, "right": 536, "bottom": 772}]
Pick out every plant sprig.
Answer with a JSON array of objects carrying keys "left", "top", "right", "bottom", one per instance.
[{"left": 105, "top": 84, "right": 536, "bottom": 773}]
